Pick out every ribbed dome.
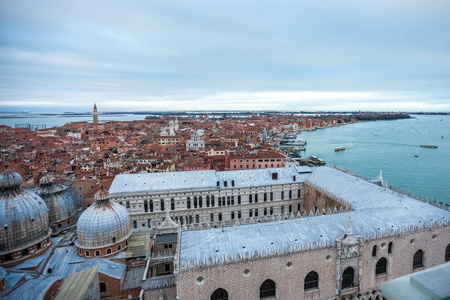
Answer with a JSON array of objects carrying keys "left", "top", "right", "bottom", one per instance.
[
  {"left": 0, "top": 170, "right": 50, "bottom": 254},
  {"left": 0, "top": 169, "right": 23, "bottom": 191},
  {"left": 34, "top": 177, "right": 75, "bottom": 227},
  {"left": 76, "top": 198, "right": 132, "bottom": 249}
]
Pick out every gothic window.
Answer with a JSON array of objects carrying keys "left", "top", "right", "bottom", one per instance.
[
  {"left": 375, "top": 257, "right": 387, "bottom": 275},
  {"left": 118, "top": 245, "right": 121, "bottom": 251},
  {"left": 144, "top": 200, "right": 148, "bottom": 212},
  {"left": 107, "top": 248, "right": 112, "bottom": 255},
  {"left": 281, "top": 191, "right": 284, "bottom": 200},
  {"left": 264, "top": 193, "right": 267, "bottom": 201},
  {"left": 298, "top": 189, "right": 301, "bottom": 197},
  {"left": 112, "top": 237, "right": 116, "bottom": 243},
  {"left": 413, "top": 250, "right": 424, "bottom": 268},
  {"left": 199, "top": 196, "right": 203, "bottom": 208},
  {"left": 270, "top": 192, "right": 273, "bottom": 201},
  {"left": 160, "top": 200, "right": 165, "bottom": 211},
  {"left": 210, "top": 288, "right": 228, "bottom": 300},
  {"left": 249, "top": 194, "right": 252, "bottom": 203},
  {"left": 150, "top": 200, "right": 153, "bottom": 212},
  {"left": 372, "top": 245, "right": 377, "bottom": 257},
  {"left": 206, "top": 196, "right": 210, "bottom": 207},
  {"left": 238, "top": 195, "right": 241, "bottom": 205},
  {"left": 231, "top": 196, "right": 234, "bottom": 205},
  {"left": 211, "top": 196, "right": 215, "bottom": 207},
  {"left": 445, "top": 244, "right": 450, "bottom": 261},
  {"left": 100, "top": 282, "right": 107, "bottom": 293},
  {"left": 304, "top": 271, "right": 319, "bottom": 291},
  {"left": 255, "top": 194, "right": 258, "bottom": 202},
  {"left": 227, "top": 197, "right": 230, "bottom": 206},
  {"left": 187, "top": 197, "right": 191, "bottom": 209},
  {"left": 289, "top": 190, "right": 292, "bottom": 199},
  {"left": 260, "top": 279, "right": 276, "bottom": 298},
  {"left": 171, "top": 198, "right": 175, "bottom": 210},
  {"left": 388, "top": 242, "right": 393, "bottom": 254},
  {"left": 194, "top": 197, "right": 198, "bottom": 208},
  {"left": 341, "top": 267, "right": 355, "bottom": 289}
]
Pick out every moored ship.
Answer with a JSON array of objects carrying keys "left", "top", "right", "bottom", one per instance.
[{"left": 420, "top": 145, "right": 438, "bottom": 148}]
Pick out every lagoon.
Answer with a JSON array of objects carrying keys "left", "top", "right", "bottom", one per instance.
[{"left": 297, "top": 115, "right": 450, "bottom": 205}]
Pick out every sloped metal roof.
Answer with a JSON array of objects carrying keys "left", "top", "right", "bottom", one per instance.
[
  {"left": 179, "top": 167, "right": 450, "bottom": 265},
  {"left": 109, "top": 167, "right": 311, "bottom": 195}
]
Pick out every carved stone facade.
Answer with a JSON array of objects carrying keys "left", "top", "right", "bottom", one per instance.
[{"left": 109, "top": 168, "right": 308, "bottom": 232}]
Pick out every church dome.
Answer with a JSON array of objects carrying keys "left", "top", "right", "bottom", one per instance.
[
  {"left": 0, "top": 169, "right": 52, "bottom": 266},
  {"left": 34, "top": 175, "right": 76, "bottom": 231},
  {"left": 0, "top": 169, "right": 23, "bottom": 191},
  {"left": 76, "top": 187, "right": 132, "bottom": 256}
]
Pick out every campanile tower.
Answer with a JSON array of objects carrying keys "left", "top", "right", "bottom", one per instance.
[{"left": 93, "top": 103, "right": 98, "bottom": 126}]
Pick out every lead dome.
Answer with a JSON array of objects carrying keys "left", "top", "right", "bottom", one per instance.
[
  {"left": 75, "top": 186, "right": 132, "bottom": 258},
  {"left": 0, "top": 169, "right": 52, "bottom": 267},
  {"left": 34, "top": 174, "right": 77, "bottom": 234}
]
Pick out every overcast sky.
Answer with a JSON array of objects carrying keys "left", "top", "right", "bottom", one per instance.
[{"left": 1, "top": 0, "right": 449, "bottom": 112}]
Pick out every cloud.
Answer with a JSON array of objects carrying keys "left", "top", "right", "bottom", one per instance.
[{"left": 0, "top": 0, "right": 449, "bottom": 112}]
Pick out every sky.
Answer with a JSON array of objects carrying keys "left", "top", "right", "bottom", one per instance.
[{"left": 0, "top": 0, "right": 449, "bottom": 112}]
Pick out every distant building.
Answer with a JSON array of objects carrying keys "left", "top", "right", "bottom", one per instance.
[
  {"left": 93, "top": 103, "right": 98, "bottom": 126},
  {"left": 186, "top": 131, "right": 205, "bottom": 151}
]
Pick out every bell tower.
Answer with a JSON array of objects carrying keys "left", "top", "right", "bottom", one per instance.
[{"left": 93, "top": 103, "right": 98, "bottom": 126}]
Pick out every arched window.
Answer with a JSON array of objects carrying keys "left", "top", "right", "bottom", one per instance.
[
  {"left": 112, "top": 236, "right": 116, "bottom": 243},
  {"left": 446, "top": 244, "right": 450, "bottom": 261},
  {"left": 304, "top": 271, "right": 319, "bottom": 291},
  {"left": 375, "top": 257, "right": 387, "bottom": 275},
  {"left": 388, "top": 242, "right": 393, "bottom": 254},
  {"left": 99, "top": 282, "right": 107, "bottom": 293},
  {"left": 413, "top": 250, "right": 424, "bottom": 268},
  {"left": 95, "top": 250, "right": 100, "bottom": 256},
  {"left": 341, "top": 267, "right": 355, "bottom": 289},
  {"left": 187, "top": 197, "right": 191, "bottom": 209},
  {"left": 210, "top": 288, "right": 228, "bottom": 300},
  {"left": 22, "top": 249, "right": 29, "bottom": 256},
  {"left": 85, "top": 251, "right": 90, "bottom": 257},
  {"left": 118, "top": 245, "right": 122, "bottom": 251},
  {"left": 5, "top": 254, "right": 12, "bottom": 261},
  {"left": 372, "top": 245, "right": 377, "bottom": 257},
  {"left": 260, "top": 279, "right": 276, "bottom": 298},
  {"left": 106, "top": 249, "right": 112, "bottom": 255}
]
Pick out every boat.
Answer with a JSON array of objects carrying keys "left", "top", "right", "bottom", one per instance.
[
  {"left": 308, "top": 156, "right": 326, "bottom": 165},
  {"left": 414, "top": 155, "right": 419, "bottom": 157},
  {"left": 334, "top": 146, "right": 345, "bottom": 151},
  {"left": 420, "top": 145, "right": 438, "bottom": 148}
]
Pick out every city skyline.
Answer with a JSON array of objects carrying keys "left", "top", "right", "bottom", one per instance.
[{"left": 1, "top": 1, "right": 450, "bottom": 112}]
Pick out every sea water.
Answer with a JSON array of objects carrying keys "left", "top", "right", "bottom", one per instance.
[{"left": 298, "top": 115, "right": 450, "bottom": 205}]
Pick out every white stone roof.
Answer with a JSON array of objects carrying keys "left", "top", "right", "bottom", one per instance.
[
  {"left": 179, "top": 167, "right": 450, "bottom": 266},
  {"left": 109, "top": 166, "right": 311, "bottom": 195}
]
